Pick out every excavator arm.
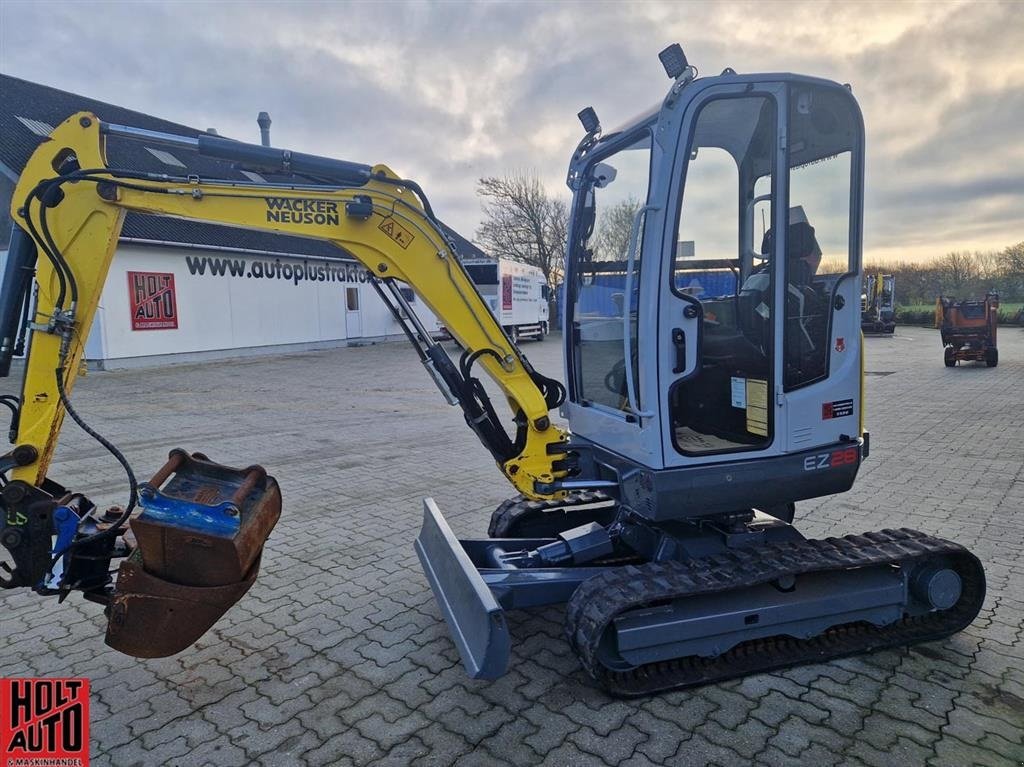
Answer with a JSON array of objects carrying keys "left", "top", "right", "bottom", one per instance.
[
  {"left": 0, "top": 112, "right": 568, "bottom": 656},
  {"left": 4, "top": 112, "right": 569, "bottom": 494}
]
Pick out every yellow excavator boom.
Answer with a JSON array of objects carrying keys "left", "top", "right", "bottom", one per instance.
[{"left": 6, "top": 112, "right": 568, "bottom": 498}]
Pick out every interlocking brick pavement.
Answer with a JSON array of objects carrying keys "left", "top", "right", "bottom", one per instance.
[{"left": 2, "top": 327, "right": 1022, "bottom": 766}]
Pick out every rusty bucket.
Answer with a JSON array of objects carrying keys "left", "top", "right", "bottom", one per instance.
[{"left": 105, "top": 450, "right": 281, "bottom": 657}]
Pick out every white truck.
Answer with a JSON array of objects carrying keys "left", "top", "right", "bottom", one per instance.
[{"left": 461, "top": 258, "right": 551, "bottom": 342}]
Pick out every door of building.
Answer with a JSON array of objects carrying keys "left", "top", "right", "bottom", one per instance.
[{"left": 345, "top": 287, "right": 362, "bottom": 339}]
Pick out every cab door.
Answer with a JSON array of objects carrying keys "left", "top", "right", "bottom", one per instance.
[{"left": 659, "top": 84, "right": 788, "bottom": 468}]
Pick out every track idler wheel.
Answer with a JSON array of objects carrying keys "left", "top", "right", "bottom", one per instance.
[{"left": 910, "top": 564, "right": 962, "bottom": 610}]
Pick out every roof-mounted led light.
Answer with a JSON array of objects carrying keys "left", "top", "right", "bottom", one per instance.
[
  {"left": 577, "top": 106, "right": 600, "bottom": 135},
  {"left": 659, "top": 44, "right": 688, "bottom": 80}
]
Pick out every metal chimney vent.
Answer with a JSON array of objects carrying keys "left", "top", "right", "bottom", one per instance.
[{"left": 257, "top": 111, "right": 272, "bottom": 147}]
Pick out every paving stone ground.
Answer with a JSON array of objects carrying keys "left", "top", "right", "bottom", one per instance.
[{"left": 2, "top": 326, "right": 1022, "bottom": 766}]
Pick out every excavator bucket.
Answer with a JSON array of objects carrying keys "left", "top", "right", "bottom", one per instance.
[
  {"left": 415, "top": 498, "right": 510, "bottom": 679},
  {"left": 105, "top": 551, "right": 262, "bottom": 657},
  {"left": 105, "top": 450, "right": 281, "bottom": 657}
]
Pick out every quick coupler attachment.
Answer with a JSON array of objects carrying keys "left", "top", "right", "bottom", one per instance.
[
  {"left": 105, "top": 449, "right": 281, "bottom": 657},
  {"left": 415, "top": 498, "right": 511, "bottom": 679}
]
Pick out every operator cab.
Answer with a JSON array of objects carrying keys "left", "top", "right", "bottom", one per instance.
[{"left": 564, "top": 65, "right": 865, "bottom": 513}]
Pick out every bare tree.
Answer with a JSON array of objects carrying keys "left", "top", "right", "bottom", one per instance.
[
  {"left": 972, "top": 249, "right": 1003, "bottom": 282},
  {"left": 593, "top": 196, "right": 642, "bottom": 261},
  {"left": 474, "top": 172, "right": 569, "bottom": 288},
  {"left": 1001, "top": 241, "right": 1024, "bottom": 271},
  {"left": 1000, "top": 241, "right": 1024, "bottom": 295},
  {"left": 937, "top": 251, "right": 978, "bottom": 294}
]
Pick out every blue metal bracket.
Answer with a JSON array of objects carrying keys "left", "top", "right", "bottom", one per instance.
[
  {"left": 42, "top": 503, "right": 80, "bottom": 589},
  {"left": 137, "top": 484, "right": 240, "bottom": 537}
]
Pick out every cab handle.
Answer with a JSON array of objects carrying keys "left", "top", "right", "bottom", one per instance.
[{"left": 672, "top": 328, "right": 686, "bottom": 373}]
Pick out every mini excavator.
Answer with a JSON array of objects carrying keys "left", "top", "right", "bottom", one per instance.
[
  {"left": 0, "top": 45, "right": 984, "bottom": 694},
  {"left": 861, "top": 273, "right": 896, "bottom": 334}
]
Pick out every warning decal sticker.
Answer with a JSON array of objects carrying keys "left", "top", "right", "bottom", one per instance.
[
  {"left": 730, "top": 377, "right": 746, "bottom": 408},
  {"left": 822, "top": 398, "right": 855, "bottom": 420},
  {"left": 746, "top": 378, "right": 768, "bottom": 436},
  {"left": 378, "top": 217, "right": 414, "bottom": 249}
]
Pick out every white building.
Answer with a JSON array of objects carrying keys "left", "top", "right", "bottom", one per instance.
[{"left": 0, "top": 75, "right": 485, "bottom": 369}]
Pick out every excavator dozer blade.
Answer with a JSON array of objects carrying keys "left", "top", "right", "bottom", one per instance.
[
  {"left": 415, "top": 498, "right": 510, "bottom": 679},
  {"left": 105, "top": 450, "right": 281, "bottom": 657}
]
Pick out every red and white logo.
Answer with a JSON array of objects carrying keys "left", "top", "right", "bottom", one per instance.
[
  {"left": 1, "top": 678, "right": 90, "bottom": 766},
  {"left": 127, "top": 271, "right": 178, "bottom": 331},
  {"left": 835, "top": 337, "right": 845, "bottom": 352}
]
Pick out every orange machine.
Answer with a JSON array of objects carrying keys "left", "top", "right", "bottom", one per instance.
[{"left": 936, "top": 292, "right": 999, "bottom": 367}]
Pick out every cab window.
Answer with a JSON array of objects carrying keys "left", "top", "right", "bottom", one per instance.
[{"left": 570, "top": 133, "right": 653, "bottom": 414}]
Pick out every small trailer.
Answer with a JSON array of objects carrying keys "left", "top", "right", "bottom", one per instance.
[
  {"left": 936, "top": 292, "right": 999, "bottom": 367},
  {"left": 462, "top": 258, "right": 550, "bottom": 342}
]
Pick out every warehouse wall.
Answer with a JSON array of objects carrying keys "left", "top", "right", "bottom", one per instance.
[{"left": 87, "top": 243, "right": 440, "bottom": 367}]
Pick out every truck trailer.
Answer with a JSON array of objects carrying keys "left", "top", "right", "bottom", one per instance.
[{"left": 462, "top": 258, "right": 550, "bottom": 342}]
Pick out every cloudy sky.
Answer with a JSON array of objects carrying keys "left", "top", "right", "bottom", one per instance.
[{"left": 1, "top": 0, "right": 1021, "bottom": 263}]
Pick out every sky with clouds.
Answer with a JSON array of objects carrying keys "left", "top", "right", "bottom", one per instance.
[{"left": 1, "top": 0, "right": 1021, "bottom": 263}]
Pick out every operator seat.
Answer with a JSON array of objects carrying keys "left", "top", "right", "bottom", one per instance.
[
  {"left": 749, "top": 219, "right": 829, "bottom": 384},
  {"left": 740, "top": 220, "right": 823, "bottom": 331}
]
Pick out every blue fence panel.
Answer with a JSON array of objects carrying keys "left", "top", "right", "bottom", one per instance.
[
  {"left": 554, "top": 270, "right": 737, "bottom": 329},
  {"left": 675, "top": 270, "right": 737, "bottom": 298}
]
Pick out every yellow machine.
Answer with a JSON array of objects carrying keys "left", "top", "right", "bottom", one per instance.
[
  {"left": 1, "top": 45, "right": 984, "bottom": 694},
  {"left": 0, "top": 112, "right": 568, "bottom": 655},
  {"left": 861, "top": 273, "right": 896, "bottom": 334}
]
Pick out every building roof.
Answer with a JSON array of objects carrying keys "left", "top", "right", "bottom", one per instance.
[{"left": 0, "top": 73, "right": 486, "bottom": 261}]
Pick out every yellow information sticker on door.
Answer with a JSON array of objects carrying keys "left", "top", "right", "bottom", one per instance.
[{"left": 746, "top": 378, "right": 768, "bottom": 436}]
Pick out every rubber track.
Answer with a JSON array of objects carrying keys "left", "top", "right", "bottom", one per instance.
[
  {"left": 487, "top": 490, "right": 616, "bottom": 538},
  {"left": 565, "top": 528, "right": 985, "bottom": 697}
]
